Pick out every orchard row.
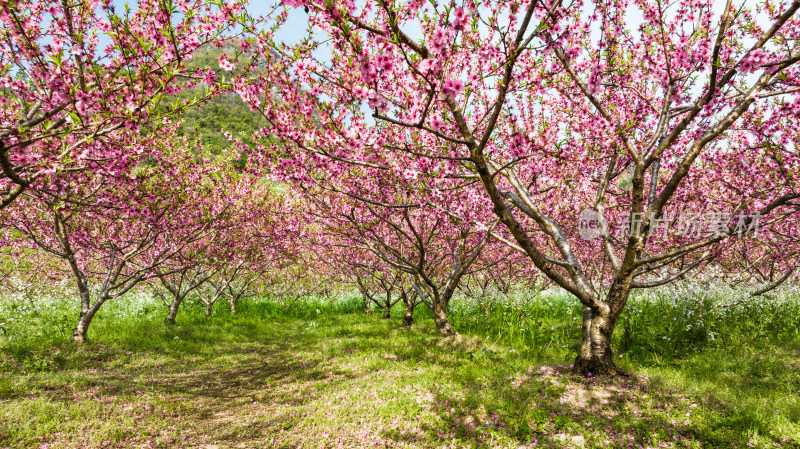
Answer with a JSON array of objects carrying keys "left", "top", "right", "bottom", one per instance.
[{"left": 1, "top": 0, "right": 799, "bottom": 375}]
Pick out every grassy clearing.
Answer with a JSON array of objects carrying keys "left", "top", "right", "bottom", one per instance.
[{"left": 0, "top": 286, "right": 799, "bottom": 448}]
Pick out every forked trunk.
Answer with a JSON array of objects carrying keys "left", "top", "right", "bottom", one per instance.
[
  {"left": 400, "top": 289, "right": 416, "bottom": 327},
  {"left": 164, "top": 298, "right": 182, "bottom": 325},
  {"left": 71, "top": 309, "right": 95, "bottom": 343},
  {"left": 433, "top": 300, "right": 456, "bottom": 337},
  {"left": 71, "top": 289, "right": 98, "bottom": 343},
  {"left": 401, "top": 307, "right": 414, "bottom": 327},
  {"left": 572, "top": 296, "right": 626, "bottom": 376},
  {"left": 382, "top": 290, "right": 393, "bottom": 319}
]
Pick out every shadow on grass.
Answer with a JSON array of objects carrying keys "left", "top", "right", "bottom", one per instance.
[{"left": 1, "top": 303, "right": 798, "bottom": 448}]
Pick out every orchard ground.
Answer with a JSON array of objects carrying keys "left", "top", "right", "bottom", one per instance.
[{"left": 0, "top": 286, "right": 799, "bottom": 449}]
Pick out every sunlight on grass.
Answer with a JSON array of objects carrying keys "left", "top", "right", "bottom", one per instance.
[{"left": 0, "top": 287, "right": 798, "bottom": 448}]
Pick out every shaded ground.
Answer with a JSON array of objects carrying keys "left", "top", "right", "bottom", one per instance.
[{"left": 0, "top": 306, "right": 798, "bottom": 448}]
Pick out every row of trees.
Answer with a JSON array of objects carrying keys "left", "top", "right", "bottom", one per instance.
[
  {"left": 0, "top": 123, "right": 311, "bottom": 340},
  {"left": 238, "top": 0, "right": 800, "bottom": 374},
  {"left": 0, "top": 0, "right": 323, "bottom": 340},
  {"left": 1, "top": 0, "right": 799, "bottom": 375}
]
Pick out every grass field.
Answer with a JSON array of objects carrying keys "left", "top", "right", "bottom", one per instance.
[{"left": 0, "top": 285, "right": 799, "bottom": 448}]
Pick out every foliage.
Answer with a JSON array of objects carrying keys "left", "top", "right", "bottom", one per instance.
[{"left": 169, "top": 45, "right": 270, "bottom": 153}]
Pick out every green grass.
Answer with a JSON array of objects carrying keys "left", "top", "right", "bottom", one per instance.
[{"left": 0, "top": 285, "right": 799, "bottom": 448}]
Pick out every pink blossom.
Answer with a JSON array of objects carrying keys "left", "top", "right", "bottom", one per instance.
[
  {"left": 74, "top": 91, "right": 92, "bottom": 115},
  {"left": 376, "top": 54, "right": 394, "bottom": 71},
  {"left": 478, "top": 44, "right": 496, "bottom": 61},
  {"left": 417, "top": 59, "right": 441, "bottom": 75},
  {"left": 218, "top": 54, "right": 235, "bottom": 71},
  {"left": 430, "top": 27, "right": 449, "bottom": 53},
  {"left": 352, "top": 85, "right": 369, "bottom": 99},
  {"left": 452, "top": 7, "right": 468, "bottom": 30},
  {"left": 367, "top": 93, "right": 389, "bottom": 112},
  {"left": 360, "top": 60, "right": 377, "bottom": 84},
  {"left": 739, "top": 49, "right": 772, "bottom": 73},
  {"left": 441, "top": 79, "right": 463, "bottom": 99},
  {"left": 430, "top": 115, "right": 444, "bottom": 130}
]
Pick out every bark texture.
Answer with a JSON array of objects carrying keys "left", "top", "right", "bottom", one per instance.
[
  {"left": 71, "top": 309, "right": 96, "bottom": 342},
  {"left": 401, "top": 307, "right": 414, "bottom": 327},
  {"left": 433, "top": 302, "right": 456, "bottom": 337},
  {"left": 364, "top": 299, "right": 372, "bottom": 315},
  {"left": 71, "top": 285, "right": 101, "bottom": 343},
  {"left": 164, "top": 298, "right": 182, "bottom": 325},
  {"left": 571, "top": 301, "right": 626, "bottom": 376},
  {"left": 400, "top": 288, "right": 417, "bottom": 327}
]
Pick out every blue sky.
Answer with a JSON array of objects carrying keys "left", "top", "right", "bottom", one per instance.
[
  {"left": 247, "top": 0, "right": 310, "bottom": 45},
  {"left": 107, "top": 0, "right": 310, "bottom": 44}
]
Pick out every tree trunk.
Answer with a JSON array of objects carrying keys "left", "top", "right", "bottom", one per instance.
[
  {"left": 381, "top": 290, "right": 393, "bottom": 319},
  {"left": 401, "top": 306, "right": 414, "bottom": 327},
  {"left": 433, "top": 299, "right": 456, "bottom": 337},
  {"left": 400, "top": 289, "right": 415, "bottom": 327},
  {"left": 228, "top": 298, "right": 236, "bottom": 314},
  {"left": 572, "top": 304, "right": 625, "bottom": 376},
  {"left": 204, "top": 301, "right": 213, "bottom": 316},
  {"left": 71, "top": 289, "right": 98, "bottom": 343},
  {"left": 363, "top": 297, "right": 372, "bottom": 315},
  {"left": 164, "top": 298, "right": 182, "bottom": 325},
  {"left": 71, "top": 308, "right": 96, "bottom": 343}
]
